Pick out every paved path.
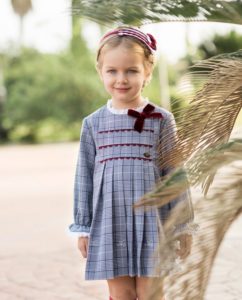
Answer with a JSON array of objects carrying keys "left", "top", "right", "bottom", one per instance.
[
  {"left": 0, "top": 142, "right": 108, "bottom": 300},
  {"left": 0, "top": 141, "right": 241, "bottom": 300}
]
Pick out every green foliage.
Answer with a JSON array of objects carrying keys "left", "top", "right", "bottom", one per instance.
[
  {"left": 143, "top": 65, "right": 161, "bottom": 104},
  {"left": 8, "top": 118, "right": 82, "bottom": 143},
  {"left": 143, "top": 62, "right": 188, "bottom": 119},
  {"left": 174, "top": 30, "right": 242, "bottom": 119},
  {"left": 2, "top": 48, "right": 106, "bottom": 143},
  {"left": 197, "top": 30, "right": 242, "bottom": 60}
]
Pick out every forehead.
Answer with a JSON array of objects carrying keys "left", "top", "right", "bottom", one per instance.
[{"left": 101, "top": 45, "right": 145, "bottom": 68}]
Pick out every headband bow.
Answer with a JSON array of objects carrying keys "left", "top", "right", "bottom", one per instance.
[{"left": 100, "top": 27, "right": 157, "bottom": 53}]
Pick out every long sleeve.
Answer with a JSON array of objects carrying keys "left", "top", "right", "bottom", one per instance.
[
  {"left": 68, "top": 117, "right": 96, "bottom": 235},
  {"left": 158, "top": 112, "right": 197, "bottom": 235}
]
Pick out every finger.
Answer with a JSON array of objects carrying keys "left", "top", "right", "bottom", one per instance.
[
  {"left": 84, "top": 239, "right": 89, "bottom": 257},
  {"left": 181, "top": 246, "right": 192, "bottom": 259},
  {"left": 178, "top": 250, "right": 187, "bottom": 259},
  {"left": 177, "top": 244, "right": 191, "bottom": 259},
  {"left": 78, "top": 240, "right": 88, "bottom": 258},
  {"left": 81, "top": 245, "right": 87, "bottom": 258},
  {"left": 83, "top": 249, "right": 87, "bottom": 258},
  {"left": 180, "top": 236, "right": 187, "bottom": 248},
  {"left": 177, "top": 248, "right": 186, "bottom": 259}
]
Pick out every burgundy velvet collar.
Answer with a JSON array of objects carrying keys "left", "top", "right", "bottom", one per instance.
[{"left": 128, "top": 103, "right": 163, "bottom": 133}]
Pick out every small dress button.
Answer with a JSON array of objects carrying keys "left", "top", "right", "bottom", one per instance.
[{"left": 143, "top": 152, "right": 151, "bottom": 158}]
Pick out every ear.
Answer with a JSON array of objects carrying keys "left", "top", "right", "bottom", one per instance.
[
  {"left": 144, "top": 73, "right": 152, "bottom": 87},
  {"left": 145, "top": 69, "right": 152, "bottom": 82},
  {"left": 96, "top": 63, "right": 103, "bottom": 81}
]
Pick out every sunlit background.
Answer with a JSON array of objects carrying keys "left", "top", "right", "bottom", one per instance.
[
  {"left": 1, "top": 0, "right": 242, "bottom": 145},
  {"left": 1, "top": 1, "right": 242, "bottom": 299},
  {"left": 1, "top": 0, "right": 242, "bottom": 60}
]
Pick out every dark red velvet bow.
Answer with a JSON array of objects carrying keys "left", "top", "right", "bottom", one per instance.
[
  {"left": 147, "top": 33, "right": 157, "bottom": 51},
  {"left": 128, "top": 104, "right": 163, "bottom": 133}
]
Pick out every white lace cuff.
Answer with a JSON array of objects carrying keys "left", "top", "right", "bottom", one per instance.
[{"left": 67, "top": 230, "right": 90, "bottom": 237}]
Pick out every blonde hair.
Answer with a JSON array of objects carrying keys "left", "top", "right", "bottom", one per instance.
[{"left": 96, "top": 27, "right": 156, "bottom": 78}]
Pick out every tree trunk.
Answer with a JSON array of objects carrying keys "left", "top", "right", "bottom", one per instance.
[{"left": 158, "top": 54, "right": 171, "bottom": 111}]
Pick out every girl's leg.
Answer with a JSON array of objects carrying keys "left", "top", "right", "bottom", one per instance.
[
  {"left": 107, "top": 275, "right": 137, "bottom": 300},
  {"left": 136, "top": 276, "right": 165, "bottom": 300}
]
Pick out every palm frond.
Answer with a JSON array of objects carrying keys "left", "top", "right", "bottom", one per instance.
[
  {"left": 134, "top": 139, "right": 242, "bottom": 209},
  {"left": 133, "top": 50, "right": 242, "bottom": 298},
  {"left": 70, "top": 0, "right": 242, "bottom": 26},
  {"left": 154, "top": 51, "right": 242, "bottom": 194},
  {"left": 144, "top": 141, "right": 242, "bottom": 299}
]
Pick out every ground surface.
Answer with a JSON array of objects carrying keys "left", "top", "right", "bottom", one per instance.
[{"left": 0, "top": 139, "right": 241, "bottom": 300}]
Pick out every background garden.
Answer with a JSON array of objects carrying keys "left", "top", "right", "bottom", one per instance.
[{"left": 1, "top": 0, "right": 242, "bottom": 145}]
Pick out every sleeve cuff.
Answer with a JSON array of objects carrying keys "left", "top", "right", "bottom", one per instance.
[{"left": 68, "top": 224, "right": 90, "bottom": 234}]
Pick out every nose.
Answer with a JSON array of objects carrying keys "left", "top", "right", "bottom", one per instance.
[{"left": 116, "top": 73, "right": 128, "bottom": 84}]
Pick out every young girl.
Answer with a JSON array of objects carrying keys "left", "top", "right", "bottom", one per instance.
[{"left": 68, "top": 26, "right": 195, "bottom": 300}]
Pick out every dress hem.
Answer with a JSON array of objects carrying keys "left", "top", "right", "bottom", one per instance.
[{"left": 85, "top": 272, "right": 166, "bottom": 280}]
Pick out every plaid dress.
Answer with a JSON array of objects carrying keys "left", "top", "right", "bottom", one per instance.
[{"left": 68, "top": 100, "right": 194, "bottom": 280}]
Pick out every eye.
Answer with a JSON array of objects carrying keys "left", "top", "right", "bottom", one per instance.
[
  {"left": 107, "top": 69, "right": 116, "bottom": 74},
  {"left": 128, "top": 69, "right": 138, "bottom": 73}
]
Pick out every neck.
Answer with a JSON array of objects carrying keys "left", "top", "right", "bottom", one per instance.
[{"left": 111, "top": 97, "right": 145, "bottom": 109}]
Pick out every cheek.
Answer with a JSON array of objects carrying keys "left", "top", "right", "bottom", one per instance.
[
  {"left": 134, "top": 75, "right": 146, "bottom": 86},
  {"left": 102, "top": 75, "right": 111, "bottom": 84},
  {"left": 105, "top": 78, "right": 114, "bottom": 86},
  {"left": 102, "top": 78, "right": 114, "bottom": 90}
]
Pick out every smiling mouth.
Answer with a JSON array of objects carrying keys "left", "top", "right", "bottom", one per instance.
[{"left": 115, "top": 87, "right": 130, "bottom": 91}]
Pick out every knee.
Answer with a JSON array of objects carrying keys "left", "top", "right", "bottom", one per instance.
[{"left": 111, "top": 288, "right": 137, "bottom": 300}]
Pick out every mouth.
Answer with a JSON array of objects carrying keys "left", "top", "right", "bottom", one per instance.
[{"left": 115, "top": 87, "right": 131, "bottom": 92}]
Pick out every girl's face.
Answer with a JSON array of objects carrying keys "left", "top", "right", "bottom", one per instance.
[{"left": 98, "top": 44, "right": 151, "bottom": 107}]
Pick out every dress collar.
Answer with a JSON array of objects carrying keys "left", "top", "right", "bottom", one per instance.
[{"left": 107, "top": 98, "right": 149, "bottom": 114}]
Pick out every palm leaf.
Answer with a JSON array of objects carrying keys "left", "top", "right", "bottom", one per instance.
[
  {"left": 143, "top": 140, "right": 242, "bottom": 299},
  {"left": 135, "top": 139, "right": 242, "bottom": 209},
  {"left": 147, "top": 51, "right": 242, "bottom": 195},
  {"left": 162, "top": 165, "right": 242, "bottom": 300},
  {"left": 71, "top": 0, "right": 242, "bottom": 25},
  {"left": 132, "top": 51, "right": 242, "bottom": 298}
]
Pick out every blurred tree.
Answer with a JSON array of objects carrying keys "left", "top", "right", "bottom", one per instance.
[
  {"left": 158, "top": 54, "right": 171, "bottom": 110},
  {"left": 173, "top": 29, "right": 242, "bottom": 104},
  {"left": 11, "top": 0, "right": 32, "bottom": 47},
  {"left": 1, "top": 1, "right": 110, "bottom": 143},
  {"left": 71, "top": 0, "right": 90, "bottom": 58},
  {"left": 2, "top": 48, "right": 106, "bottom": 143},
  {"left": 197, "top": 30, "right": 242, "bottom": 60},
  {"left": 0, "top": 56, "right": 8, "bottom": 142}
]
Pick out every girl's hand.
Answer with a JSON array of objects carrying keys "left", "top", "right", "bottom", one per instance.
[
  {"left": 176, "top": 234, "right": 193, "bottom": 260},
  {"left": 78, "top": 237, "right": 89, "bottom": 258}
]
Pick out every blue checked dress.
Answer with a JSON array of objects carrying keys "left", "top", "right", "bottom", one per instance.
[{"left": 68, "top": 98, "right": 194, "bottom": 280}]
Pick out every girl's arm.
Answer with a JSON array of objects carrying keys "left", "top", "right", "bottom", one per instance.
[{"left": 68, "top": 117, "right": 96, "bottom": 236}]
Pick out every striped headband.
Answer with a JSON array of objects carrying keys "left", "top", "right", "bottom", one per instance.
[{"left": 99, "top": 27, "right": 157, "bottom": 53}]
